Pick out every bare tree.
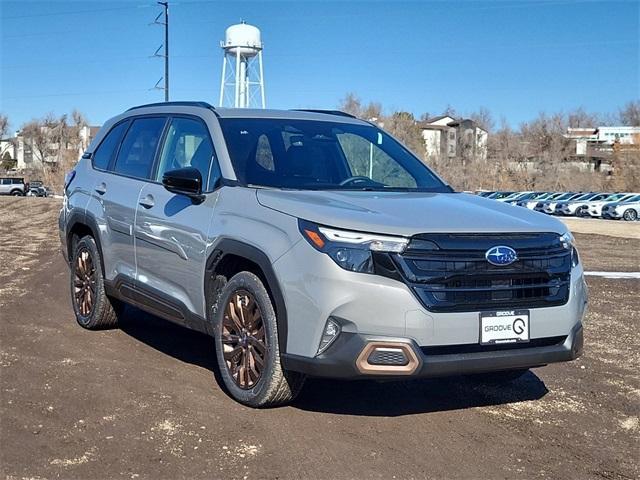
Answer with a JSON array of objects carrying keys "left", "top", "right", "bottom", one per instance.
[
  {"left": 0, "top": 114, "right": 9, "bottom": 140},
  {"left": 361, "top": 102, "right": 382, "bottom": 122},
  {"left": 0, "top": 114, "right": 16, "bottom": 163},
  {"left": 19, "top": 111, "right": 88, "bottom": 190},
  {"left": 469, "top": 107, "right": 495, "bottom": 133},
  {"left": 335, "top": 94, "right": 640, "bottom": 192},
  {"left": 339, "top": 93, "right": 362, "bottom": 117},
  {"left": 619, "top": 101, "right": 640, "bottom": 126},
  {"left": 442, "top": 104, "right": 457, "bottom": 118},
  {"left": 567, "top": 107, "right": 599, "bottom": 128},
  {"left": 384, "top": 111, "right": 424, "bottom": 156}
]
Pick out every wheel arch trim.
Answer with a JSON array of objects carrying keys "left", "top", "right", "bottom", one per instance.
[
  {"left": 66, "top": 210, "right": 106, "bottom": 275},
  {"left": 205, "top": 238, "right": 289, "bottom": 353}
]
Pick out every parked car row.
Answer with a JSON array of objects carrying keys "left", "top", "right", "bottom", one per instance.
[
  {"left": 0, "top": 177, "right": 51, "bottom": 197},
  {"left": 477, "top": 190, "right": 640, "bottom": 221}
]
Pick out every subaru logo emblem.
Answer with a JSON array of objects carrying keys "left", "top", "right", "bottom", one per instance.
[{"left": 485, "top": 245, "right": 518, "bottom": 266}]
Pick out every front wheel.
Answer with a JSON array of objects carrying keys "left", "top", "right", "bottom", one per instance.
[
  {"left": 622, "top": 209, "right": 638, "bottom": 221},
  {"left": 212, "top": 271, "right": 305, "bottom": 407}
]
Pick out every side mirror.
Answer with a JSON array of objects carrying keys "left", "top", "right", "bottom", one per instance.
[{"left": 162, "top": 167, "right": 205, "bottom": 202}]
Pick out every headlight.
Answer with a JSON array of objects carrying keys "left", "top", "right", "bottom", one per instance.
[
  {"left": 560, "top": 231, "right": 580, "bottom": 268},
  {"left": 299, "top": 219, "right": 408, "bottom": 273}
]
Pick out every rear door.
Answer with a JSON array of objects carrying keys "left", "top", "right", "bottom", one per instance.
[
  {"left": 98, "top": 116, "right": 167, "bottom": 282},
  {"left": 134, "top": 115, "right": 221, "bottom": 322}
]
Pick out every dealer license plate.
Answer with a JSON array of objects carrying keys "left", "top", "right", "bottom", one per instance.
[{"left": 480, "top": 310, "right": 530, "bottom": 345}]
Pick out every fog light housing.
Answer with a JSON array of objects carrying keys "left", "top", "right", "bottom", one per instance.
[{"left": 317, "top": 318, "right": 341, "bottom": 355}]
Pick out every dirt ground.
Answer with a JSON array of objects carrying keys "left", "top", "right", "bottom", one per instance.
[
  {"left": 561, "top": 216, "right": 640, "bottom": 240},
  {"left": 1, "top": 197, "right": 639, "bottom": 480}
]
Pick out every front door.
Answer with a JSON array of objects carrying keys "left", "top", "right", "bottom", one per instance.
[{"left": 134, "top": 116, "right": 221, "bottom": 323}]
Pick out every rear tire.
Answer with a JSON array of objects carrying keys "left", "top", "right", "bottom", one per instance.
[
  {"left": 212, "top": 271, "right": 305, "bottom": 407},
  {"left": 10, "top": 189, "right": 22, "bottom": 196},
  {"left": 70, "top": 236, "right": 122, "bottom": 330},
  {"left": 623, "top": 209, "right": 638, "bottom": 221}
]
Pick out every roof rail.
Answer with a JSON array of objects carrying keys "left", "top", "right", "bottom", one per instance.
[
  {"left": 291, "top": 109, "right": 357, "bottom": 119},
  {"left": 127, "top": 101, "right": 215, "bottom": 111}
]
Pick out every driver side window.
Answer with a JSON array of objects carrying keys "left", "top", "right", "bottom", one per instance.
[
  {"left": 337, "top": 133, "right": 417, "bottom": 188},
  {"left": 156, "top": 117, "right": 218, "bottom": 191}
]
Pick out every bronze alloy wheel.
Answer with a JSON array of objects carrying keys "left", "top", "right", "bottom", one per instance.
[
  {"left": 222, "top": 290, "right": 268, "bottom": 389},
  {"left": 73, "top": 248, "right": 97, "bottom": 317}
]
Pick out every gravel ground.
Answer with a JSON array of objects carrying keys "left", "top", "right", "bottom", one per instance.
[{"left": 1, "top": 197, "right": 639, "bottom": 480}]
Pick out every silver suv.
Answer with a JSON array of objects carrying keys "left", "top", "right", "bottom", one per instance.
[
  {"left": 59, "top": 102, "right": 587, "bottom": 407},
  {"left": 0, "top": 177, "right": 27, "bottom": 196}
]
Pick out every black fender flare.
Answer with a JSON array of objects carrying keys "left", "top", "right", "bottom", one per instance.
[
  {"left": 205, "top": 239, "right": 288, "bottom": 353},
  {"left": 66, "top": 210, "right": 106, "bottom": 275}
]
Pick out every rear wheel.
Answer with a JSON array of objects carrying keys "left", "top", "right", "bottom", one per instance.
[
  {"left": 622, "top": 209, "right": 638, "bottom": 221},
  {"left": 70, "top": 236, "right": 122, "bottom": 330},
  {"left": 212, "top": 271, "right": 305, "bottom": 407},
  {"left": 10, "top": 189, "right": 22, "bottom": 196}
]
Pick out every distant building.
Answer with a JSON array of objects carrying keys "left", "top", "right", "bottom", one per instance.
[
  {"left": 565, "top": 125, "right": 640, "bottom": 173},
  {"left": 6, "top": 125, "right": 100, "bottom": 170},
  {"left": 419, "top": 115, "right": 488, "bottom": 161},
  {"left": 566, "top": 126, "right": 640, "bottom": 156}
]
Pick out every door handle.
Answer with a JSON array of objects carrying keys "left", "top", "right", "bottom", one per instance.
[
  {"left": 139, "top": 194, "right": 155, "bottom": 209},
  {"left": 95, "top": 182, "right": 107, "bottom": 195}
]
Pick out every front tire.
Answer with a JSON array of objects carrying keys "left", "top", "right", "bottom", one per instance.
[
  {"left": 622, "top": 209, "right": 638, "bottom": 221},
  {"left": 212, "top": 271, "right": 305, "bottom": 407},
  {"left": 70, "top": 236, "right": 122, "bottom": 330}
]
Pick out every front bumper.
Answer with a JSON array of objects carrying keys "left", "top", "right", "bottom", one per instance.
[
  {"left": 603, "top": 210, "right": 622, "bottom": 219},
  {"left": 282, "top": 322, "right": 584, "bottom": 379}
]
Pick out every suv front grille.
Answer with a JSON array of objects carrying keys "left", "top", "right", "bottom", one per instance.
[{"left": 390, "top": 233, "right": 571, "bottom": 313}]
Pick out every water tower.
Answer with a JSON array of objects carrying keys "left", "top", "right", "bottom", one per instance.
[{"left": 219, "top": 22, "right": 265, "bottom": 108}]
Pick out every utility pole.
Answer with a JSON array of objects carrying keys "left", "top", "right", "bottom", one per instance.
[
  {"left": 151, "top": 2, "right": 169, "bottom": 101},
  {"left": 159, "top": 1, "right": 169, "bottom": 101}
]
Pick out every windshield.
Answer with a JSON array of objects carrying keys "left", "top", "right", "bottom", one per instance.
[
  {"left": 539, "top": 192, "right": 557, "bottom": 200},
  {"left": 492, "top": 191, "right": 515, "bottom": 199},
  {"left": 604, "top": 193, "right": 628, "bottom": 202},
  {"left": 219, "top": 118, "right": 452, "bottom": 192},
  {"left": 572, "top": 193, "right": 597, "bottom": 201}
]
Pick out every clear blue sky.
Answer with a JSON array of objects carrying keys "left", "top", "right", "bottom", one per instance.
[{"left": 1, "top": 0, "right": 638, "bottom": 132}]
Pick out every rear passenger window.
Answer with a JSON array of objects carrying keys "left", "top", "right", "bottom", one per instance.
[
  {"left": 113, "top": 117, "right": 166, "bottom": 179},
  {"left": 92, "top": 121, "right": 129, "bottom": 170}
]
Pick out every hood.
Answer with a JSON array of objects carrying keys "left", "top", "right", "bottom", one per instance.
[{"left": 256, "top": 190, "right": 567, "bottom": 236}]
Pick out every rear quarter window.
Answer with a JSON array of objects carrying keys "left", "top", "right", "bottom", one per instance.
[{"left": 92, "top": 121, "right": 129, "bottom": 171}]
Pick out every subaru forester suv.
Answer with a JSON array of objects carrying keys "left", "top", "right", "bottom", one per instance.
[{"left": 59, "top": 102, "right": 587, "bottom": 407}]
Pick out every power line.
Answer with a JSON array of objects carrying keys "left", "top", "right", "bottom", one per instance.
[
  {"left": 2, "top": 88, "right": 151, "bottom": 101},
  {"left": 1, "top": 5, "right": 150, "bottom": 20}
]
